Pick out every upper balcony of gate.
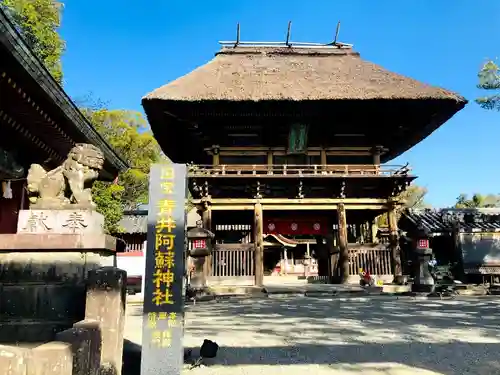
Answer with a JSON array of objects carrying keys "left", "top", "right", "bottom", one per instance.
[{"left": 187, "top": 163, "right": 413, "bottom": 179}]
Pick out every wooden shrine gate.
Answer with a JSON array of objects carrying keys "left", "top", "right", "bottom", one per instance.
[{"left": 207, "top": 243, "right": 255, "bottom": 285}]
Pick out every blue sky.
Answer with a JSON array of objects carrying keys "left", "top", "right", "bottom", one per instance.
[{"left": 60, "top": 1, "right": 500, "bottom": 207}]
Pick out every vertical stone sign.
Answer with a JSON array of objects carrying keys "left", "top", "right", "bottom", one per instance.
[{"left": 141, "top": 163, "right": 187, "bottom": 375}]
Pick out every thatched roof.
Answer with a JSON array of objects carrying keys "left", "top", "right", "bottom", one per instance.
[{"left": 143, "top": 47, "right": 465, "bottom": 102}]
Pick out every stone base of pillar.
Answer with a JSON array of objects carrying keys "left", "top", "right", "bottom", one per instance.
[
  {"left": 190, "top": 257, "right": 207, "bottom": 289},
  {"left": 411, "top": 284, "right": 435, "bottom": 293},
  {"left": 392, "top": 275, "right": 406, "bottom": 285}
]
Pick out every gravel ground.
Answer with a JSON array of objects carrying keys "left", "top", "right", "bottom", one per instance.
[{"left": 124, "top": 296, "right": 500, "bottom": 374}]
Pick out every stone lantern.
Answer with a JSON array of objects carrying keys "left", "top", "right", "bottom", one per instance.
[
  {"left": 186, "top": 221, "right": 215, "bottom": 289},
  {"left": 411, "top": 227, "right": 435, "bottom": 293},
  {"left": 187, "top": 222, "right": 215, "bottom": 258}
]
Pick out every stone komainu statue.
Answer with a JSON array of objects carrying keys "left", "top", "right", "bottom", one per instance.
[{"left": 27, "top": 143, "right": 105, "bottom": 209}]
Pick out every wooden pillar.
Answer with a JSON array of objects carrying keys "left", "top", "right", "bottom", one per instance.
[
  {"left": 253, "top": 202, "right": 264, "bottom": 286},
  {"left": 283, "top": 247, "right": 288, "bottom": 275},
  {"left": 325, "top": 233, "right": 336, "bottom": 283},
  {"left": 338, "top": 203, "right": 349, "bottom": 283},
  {"left": 371, "top": 218, "right": 379, "bottom": 244},
  {"left": 320, "top": 148, "right": 327, "bottom": 171},
  {"left": 314, "top": 236, "right": 328, "bottom": 277},
  {"left": 304, "top": 242, "right": 311, "bottom": 278},
  {"left": 212, "top": 145, "right": 220, "bottom": 166},
  {"left": 267, "top": 151, "right": 273, "bottom": 172},
  {"left": 372, "top": 145, "right": 384, "bottom": 176},
  {"left": 201, "top": 203, "right": 212, "bottom": 281},
  {"left": 388, "top": 201, "right": 403, "bottom": 284},
  {"left": 372, "top": 145, "right": 383, "bottom": 165}
]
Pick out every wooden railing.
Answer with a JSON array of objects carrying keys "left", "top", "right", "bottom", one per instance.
[
  {"left": 348, "top": 246, "right": 392, "bottom": 276},
  {"left": 331, "top": 245, "right": 393, "bottom": 276},
  {"left": 209, "top": 244, "right": 255, "bottom": 277},
  {"left": 188, "top": 164, "right": 410, "bottom": 178}
]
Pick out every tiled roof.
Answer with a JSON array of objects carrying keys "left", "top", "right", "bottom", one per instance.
[
  {"left": 402, "top": 208, "right": 500, "bottom": 234},
  {"left": 119, "top": 214, "right": 148, "bottom": 234}
]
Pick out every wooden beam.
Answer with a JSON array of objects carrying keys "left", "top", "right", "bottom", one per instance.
[
  {"left": 192, "top": 198, "right": 391, "bottom": 205},
  {"left": 338, "top": 203, "right": 349, "bottom": 284},
  {"left": 206, "top": 146, "right": 373, "bottom": 152},
  {"left": 0, "top": 109, "right": 62, "bottom": 162},
  {"left": 263, "top": 205, "right": 338, "bottom": 210},
  {"left": 254, "top": 202, "right": 264, "bottom": 287},
  {"left": 211, "top": 204, "right": 387, "bottom": 210},
  {"left": 211, "top": 205, "right": 254, "bottom": 210},
  {"left": 346, "top": 205, "right": 386, "bottom": 210},
  {"left": 215, "top": 150, "right": 370, "bottom": 156}
]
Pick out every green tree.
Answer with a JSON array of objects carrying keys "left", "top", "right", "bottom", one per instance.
[
  {"left": 454, "top": 193, "right": 500, "bottom": 208},
  {"left": 476, "top": 60, "right": 500, "bottom": 110},
  {"left": 399, "top": 185, "right": 429, "bottom": 210},
  {"left": 377, "top": 185, "right": 429, "bottom": 226},
  {"left": 83, "top": 108, "right": 163, "bottom": 232},
  {"left": 2, "top": 0, "right": 65, "bottom": 83}
]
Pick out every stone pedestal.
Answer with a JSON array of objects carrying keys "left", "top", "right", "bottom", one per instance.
[
  {"left": 17, "top": 209, "right": 104, "bottom": 234},
  {"left": 0, "top": 209, "right": 121, "bottom": 345},
  {"left": 85, "top": 267, "right": 126, "bottom": 375},
  {"left": 412, "top": 248, "right": 435, "bottom": 293}
]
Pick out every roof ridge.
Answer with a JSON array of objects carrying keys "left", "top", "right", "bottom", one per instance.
[{"left": 216, "top": 46, "right": 359, "bottom": 57}]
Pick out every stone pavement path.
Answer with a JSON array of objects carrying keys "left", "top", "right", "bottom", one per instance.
[{"left": 124, "top": 296, "right": 500, "bottom": 374}]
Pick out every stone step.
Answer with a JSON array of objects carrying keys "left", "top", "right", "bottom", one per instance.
[{"left": 207, "top": 286, "right": 265, "bottom": 296}]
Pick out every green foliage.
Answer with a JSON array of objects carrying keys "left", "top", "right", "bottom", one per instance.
[
  {"left": 377, "top": 185, "right": 429, "bottom": 227},
  {"left": 2, "top": 0, "right": 65, "bottom": 83},
  {"left": 399, "top": 185, "right": 429, "bottom": 210},
  {"left": 476, "top": 60, "right": 500, "bottom": 111},
  {"left": 82, "top": 108, "right": 164, "bottom": 232},
  {"left": 454, "top": 193, "right": 500, "bottom": 208},
  {"left": 92, "top": 182, "right": 124, "bottom": 233}
]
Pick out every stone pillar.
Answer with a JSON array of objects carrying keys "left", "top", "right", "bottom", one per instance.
[
  {"left": 73, "top": 320, "right": 102, "bottom": 375},
  {"left": 85, "top": 267, "right": 126, "bottom": 375},
  {"left": 31, "top": 342, "right": 73, "bottom": 375},
  {"left": 412, "top": 248, "right": 435, "bottom": 292},
  {"left": 55, "top": 322, "right": 100, "bottom": 375},
  {"left": 388, "top": 202, "right": 403, "bottom": 284},
  {"left": 189, "top": 207, "right": 204, "bottom": 289},
  {"left": 338, "top": 203, "right": 349, "bottom": 284},
  {"left": 0, "top": 346, "right": 30, "bottom": 375},
  {"left": 254, "top": 202, "right": 264, "bottom": 287},
  {"left": 190, "top": 205, "right": 212, "bottom": 290}
]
